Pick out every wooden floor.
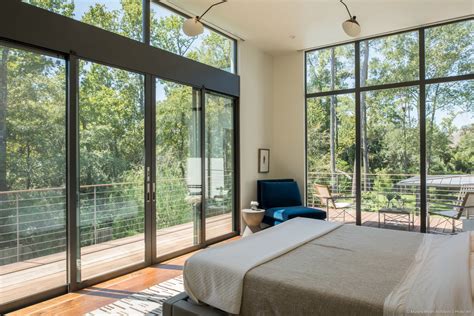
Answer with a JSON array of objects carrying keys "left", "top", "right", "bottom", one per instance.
[
  {"left": 0, "top": 213, "right": 232, "bottom": 307},
  {"left": 9, "top": 237, "right": 239, "bottom": 316}
]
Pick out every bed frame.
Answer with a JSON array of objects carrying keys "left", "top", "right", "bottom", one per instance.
[{"left": 163, "top": 292, "right": 226, "bottom": 316}]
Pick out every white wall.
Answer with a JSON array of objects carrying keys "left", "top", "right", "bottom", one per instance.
[
  {"left": 238, "top": 41, "right": 274, "bottom": 218},
  {"left": 271, "top": 52, "right": 306, "bottom": 198}
]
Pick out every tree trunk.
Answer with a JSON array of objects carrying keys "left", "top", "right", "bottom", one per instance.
[
  {"left": 0, "top": 48, "right": 9, "bottom": 192},
  {"left": 427, "top": 84, "right": 440, "bottom": 173},
  {"left": 360, "top": 41, "right": 370, "bottom": 192},
  {"left": 329, "top": 48, "right": 337, "bottom": 191}
]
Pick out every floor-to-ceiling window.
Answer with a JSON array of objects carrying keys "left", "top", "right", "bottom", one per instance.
[
  {"left": 204, "top": 92, "right": 235, "bottom": 240},
  {"left": 1, "top": 1, "right": 239, "bottom": 312},
  {"left": 306, "top": 18, "right": 473, "bottom": 233},
  {"left": 155, "top": 80, "right": 201, "bottom": 257},
  {"left": 78, "top": 60, "right": 145, "bottom": 281},
  {"left": 0, "top": 44, "right": 67, "bottom": 305},
  {"left": 306, "top": 44, "right": 356, "bottom": 221}
]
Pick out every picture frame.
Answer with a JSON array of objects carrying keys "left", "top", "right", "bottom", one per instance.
[{"left": 258, "top": 149, "right": 270, "bottom": 173}]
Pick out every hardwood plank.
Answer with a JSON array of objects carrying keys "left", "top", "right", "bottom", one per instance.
[
  {"left": 1, "top": 214, "right": 232, "bottom": 306},
  {"left": 9, "top": 237, "right": 239, "bottom": 316}
]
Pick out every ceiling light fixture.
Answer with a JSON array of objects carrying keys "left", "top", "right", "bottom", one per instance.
[
  {"left": 182, "top": 0, "right": 227, "bottom": 37},
  {"left": 340, "top": 0, "right": 361, "bottom": 37}
]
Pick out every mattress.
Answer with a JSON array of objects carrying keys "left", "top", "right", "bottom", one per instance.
[{"left": 183, "top": 220, "right": 472, "bottom": 316}]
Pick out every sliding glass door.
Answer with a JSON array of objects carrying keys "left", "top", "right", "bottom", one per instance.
[
  {"left": 0, "top": 44, "right": 67, "bottom": 305},
  {"left": 78, "top": 60, "right": 145, "bottom": 281},
  {"left": 0, "top": 47, "right": 238, "bottom": 312},
  {"left": 154, "top": 87, "right": 236, "bottom": 256},
  {"left": 204, "top": 93, "right": 235, "bottom": 240},
  {"left": 155, "top": 80, "right": 202, "bottom": 257}
]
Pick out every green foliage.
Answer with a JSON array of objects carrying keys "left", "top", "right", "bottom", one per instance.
[
  {"left": 1, "top": 1, "right": 234, "bottom": 264},
  {"left": 307, "top": 21, "right": 473, "bottom": 212}
]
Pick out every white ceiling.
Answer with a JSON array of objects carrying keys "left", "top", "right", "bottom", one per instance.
[{"left": 164, "top": 0, "right": 473, "bottom": 55}]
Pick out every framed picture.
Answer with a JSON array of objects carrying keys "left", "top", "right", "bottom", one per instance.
[{"left": 258, "top": 149, "right": 270, "bottom": 173}]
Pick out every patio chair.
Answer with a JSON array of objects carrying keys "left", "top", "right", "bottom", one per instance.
[
  {"left": 428, "top": 192, "right": 474, "bottom": 233},
  {"left": 313, "top": 184, "right": 355, "bottom": 222}
]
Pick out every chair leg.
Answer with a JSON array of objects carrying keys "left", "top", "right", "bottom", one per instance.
[{"left": 452, "top": 218, "right": 455, "bottom": 233}]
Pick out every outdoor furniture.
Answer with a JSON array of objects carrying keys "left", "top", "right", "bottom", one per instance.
[
  {"left": 257, "top": 179, "right": 326, "bottom": 226},
  {"left": 242, "top": 208, "right": 265, "bottom": 237},
  {"left": 378, "top": 208, "right": 415, "bottom": 231},
  {"left": 428, "top": 192, "right": 474, "bottom": 233},
  {"left": 313, "top": 184, "right": 355, "bottom": 222}
]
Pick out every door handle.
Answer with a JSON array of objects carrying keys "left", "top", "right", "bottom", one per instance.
[
  {"left": 146, "top": 183, "right": 151, "bottom": 202},
  {"left": 152, "top": 183, "right": 156, "bottom": 202}
]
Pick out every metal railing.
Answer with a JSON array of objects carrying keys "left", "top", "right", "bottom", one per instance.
[
  {"left": 0, "top": 172, "right": 234, "bottom": 267},
  {"left": 308, "top": 172, "right": 473, "bottom": 214}
]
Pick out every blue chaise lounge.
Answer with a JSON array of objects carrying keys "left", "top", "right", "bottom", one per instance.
[{"left": 257, "top": 179, "right": 327, "bottom": 226}]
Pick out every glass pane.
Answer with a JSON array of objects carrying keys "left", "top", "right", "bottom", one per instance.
[
  {"left": 426, "top": 20, "right": 474, "bottom": 79},
  {"left": 155, "top": 80, "right": 201, "bottom": 257},
  {"left": 0, "top": 45, "right": 66, "bottom": 304},
  {"left": 306, "top": 94, "right": 355, "bottom": 222},
  {"left": 426, "top": 80, "right": 473, "bottom": 233},
  {"left": 360, "top": 32, "right": 419, "bottom": 86},
  {"left": 360, "top": 87, "right": 420, "bottom": 231},
  {"left": 78, "top": 61, "right": 144, "bottom": 281},
  {"left": 306, "top": 44, "right": 355, "bottom": 94},
  {"left": 150, "top": 3, "right": 235, "bottom": 73},
  {"left": 205, "top": 93, "right": 234, "bottom": 240},
  {"left": 23, "top": 0, "right": 143, "bottom": 42}
]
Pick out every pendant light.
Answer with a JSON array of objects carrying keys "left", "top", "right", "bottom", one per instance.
[
  {"left": 340, "top": 0, "right": 361, "bottom": 37},
  {"left": 182, "top": 0, "right": 227, "bottom": 37}
]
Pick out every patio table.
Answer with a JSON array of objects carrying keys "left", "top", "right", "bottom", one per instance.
[{"left": 378, "top": 207, "right": 414, "bottom": 231}]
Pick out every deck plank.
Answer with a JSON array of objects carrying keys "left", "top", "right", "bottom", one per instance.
[{"left": 0, "top": 213, "right": 232, "bottom": 306}]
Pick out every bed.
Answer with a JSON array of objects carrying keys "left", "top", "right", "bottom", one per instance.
[{"left": 163, "top": 218, "right": 473, "bottom": 316}]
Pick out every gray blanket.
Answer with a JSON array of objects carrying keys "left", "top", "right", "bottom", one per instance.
[{"left": 240, "top": 225, "right": 424, "bottom": 316}]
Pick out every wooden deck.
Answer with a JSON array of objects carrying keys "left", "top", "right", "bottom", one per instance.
[
  {"left": 0, "top": 213, "right": 232, "bottom": 306},
  {"left": 330, "top": 210, "right": 461, "bottom": 234}
]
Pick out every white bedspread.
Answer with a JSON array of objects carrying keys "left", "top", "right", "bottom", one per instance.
[
  {"left": 384, "top": 232, "right": 473, "bottom": 316},
  {"left": 183, "top": 218, "right": 342, "bottom": 314}
]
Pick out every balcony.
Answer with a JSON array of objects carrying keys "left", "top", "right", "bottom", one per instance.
[
  {"left": 308, "top": 172, "right": 473, "bottom": 233},
  {"left": 0, "top": 182, "right": 232, "bottom": 305}
]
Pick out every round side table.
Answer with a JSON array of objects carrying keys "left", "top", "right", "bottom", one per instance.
[{"left": 242, "top": 208, "right": 265, "bottom": 237}]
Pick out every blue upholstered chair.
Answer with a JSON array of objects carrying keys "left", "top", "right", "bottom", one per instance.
[{"left": 257, "top": 179, "right": 327, "bottom": 226}]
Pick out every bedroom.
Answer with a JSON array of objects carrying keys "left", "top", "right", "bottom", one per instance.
[{"left": 0, "top": 0, "right": 472, "bottom": 315}]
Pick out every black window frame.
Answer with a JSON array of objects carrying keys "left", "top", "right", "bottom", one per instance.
[
  {"left": 305, "top": 17, "right": 474, "bottom": 230},
  {"left": 0, "top": 0, "right": 240, "bottom": 313}
]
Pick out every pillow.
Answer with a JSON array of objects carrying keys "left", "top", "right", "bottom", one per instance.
[{"left": 260, "top": 181, "right": 302, "bottom": 209}]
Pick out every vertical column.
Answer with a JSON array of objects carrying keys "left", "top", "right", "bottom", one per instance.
[
  {"left": 233, "top": 98, "right": 241, "bottom": 233},
  {"left": 144, "top": 74, "right": 155, "bottom": 262},
  {"left": 142, "top": 0, "right": 151, "bottom": 45},
  {"left": 200, "top": 88, "right": 206, "bottom": 244},
  {"left": 355, "top": 42, "right": 362, "bottom": 226},
  {"left": 67, "top": 53, "right": 79, "bottom": 290},
  {"left": 419, "top": 29, "right": 427, "bottom": 233}
]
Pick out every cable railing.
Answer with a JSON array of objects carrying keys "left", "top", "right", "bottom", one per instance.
[
  {"left": 0, "top": 172, "right": 234, "bottom": 267},
  {"left": 308, "top": 172, "right": 473, "bottom": 215}
]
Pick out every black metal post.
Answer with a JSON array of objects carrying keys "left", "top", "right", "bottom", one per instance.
[
  {"left": 419, "top": 29, "right": 427, "bottom": 233},
  {"left": 355, "top": 41, "right": 362, "bottom": 226},
  {"left": 67, "top": 53, "right": 79, "bottom": 289},
  {"left": 200, "top": 88, "right": 207, "bottom": 244}
]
